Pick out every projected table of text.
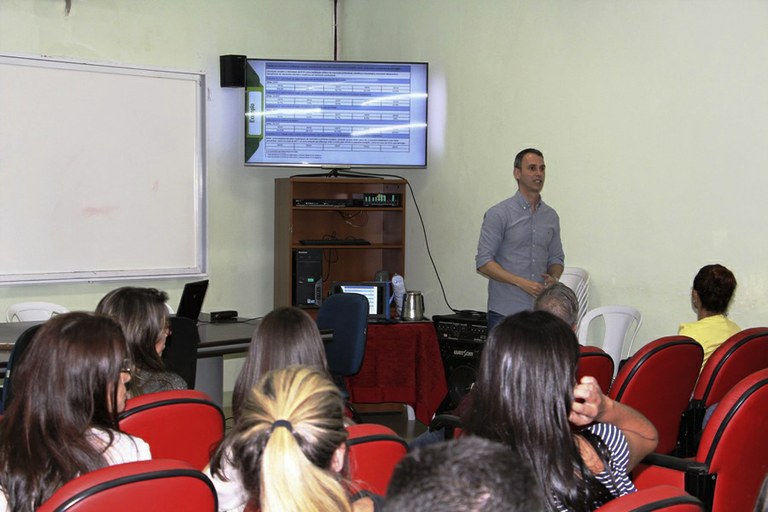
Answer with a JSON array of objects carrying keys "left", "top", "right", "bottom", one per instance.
[{"left": 261, "top": 62, "right": 420, "bottom": 162}]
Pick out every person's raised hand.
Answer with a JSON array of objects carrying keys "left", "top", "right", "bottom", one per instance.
[{"left": 569, "top": 376, "right": 608, "bottom": 427}]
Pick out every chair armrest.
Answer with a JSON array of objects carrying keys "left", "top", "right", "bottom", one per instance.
[
  {"left": 642, "top": 452, "right": 701, "bottom": 472},
  {"left": 429, "top": 414, "right": 462, "bottom": 430},
  {"left": 429, "top": 414, "right": 464, "bottom": 439},
  {"left": 677, "top": 402, "right": 707, "bottom": 457},
  {"left": 634, "top": 454, "right": 715, "bottom": 508}
]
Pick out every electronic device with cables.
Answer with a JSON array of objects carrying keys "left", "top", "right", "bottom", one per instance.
[{"left": 433, "top": 312, "right": 488, "bottom": 411}]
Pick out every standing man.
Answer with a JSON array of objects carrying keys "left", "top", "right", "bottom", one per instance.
[{"left": 476, "top": 148, "right": 565, "bottom": 331}]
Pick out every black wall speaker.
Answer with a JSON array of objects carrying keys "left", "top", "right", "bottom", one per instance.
[
  {"left": 438, "top": 339, "right": 484, "bottom": 412},
  {"left": 219, "top": 54, "right": 246, "bottom": 88}
]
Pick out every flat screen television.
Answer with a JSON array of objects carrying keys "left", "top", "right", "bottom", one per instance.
[{"left": 244, "top": 59, "right": 428, "bottom": 168}]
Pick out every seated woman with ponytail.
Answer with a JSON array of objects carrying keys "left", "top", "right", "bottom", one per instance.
[
  {"left": 206, "top": 366, "right": 380, "bottom": 512},
  {"left": 465, "top": 310, "right": 658, "bottom": 512}
]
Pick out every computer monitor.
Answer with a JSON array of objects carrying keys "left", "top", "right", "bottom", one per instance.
[{"left": 331, "top": 281, "right": 391, "bottom": 322}]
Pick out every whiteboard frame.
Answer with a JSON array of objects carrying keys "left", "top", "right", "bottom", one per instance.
[{"left": 0, "top": 54, "right": 207, "bottom": 285}]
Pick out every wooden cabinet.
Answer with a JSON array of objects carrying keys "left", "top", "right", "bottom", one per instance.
[{"left": 274, "top": 177, "right": 406, "bottom": 309}]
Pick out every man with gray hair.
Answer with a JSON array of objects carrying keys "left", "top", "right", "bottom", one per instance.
[{"left": 534, "top": 281, "right": 579, "bottom": 329}]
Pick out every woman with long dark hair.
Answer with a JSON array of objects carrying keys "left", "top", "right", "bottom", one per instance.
[
  {"left": 465, "top": 310, "right": 658, "bottom": 512},
  {"left": 96, "top": 286, "right": 186, "bottom": 397},
  {"left": 0, "top": 313, "right": 151, "bottom": 512},
  {"left": 230, "top": 306, "right": 328, "bottom": 422}
]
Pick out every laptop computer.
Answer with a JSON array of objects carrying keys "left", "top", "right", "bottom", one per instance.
[
  {"left": 175, "top": 279, "right": 209, "bottom": 323},
  {"left": 331, "top": 281, "right": 396, "bottom": 324}
]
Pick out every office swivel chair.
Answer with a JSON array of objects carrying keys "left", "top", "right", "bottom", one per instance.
[
  {"left": 316, "top": 293, "right": 369, "bottom": 422},
  {"left": 0, "top": 323, "right": 42, "bottom": 414},
  {"left": 161, "top": 316, "right": 200, "bottom": 389}
]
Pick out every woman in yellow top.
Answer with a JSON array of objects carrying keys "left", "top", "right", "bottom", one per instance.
[{"left": 678, "top": 264, "right": 740, "bottom": 371}]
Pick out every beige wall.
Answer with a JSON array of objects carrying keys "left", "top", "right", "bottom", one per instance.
[
  {"left": 0, "top": 0, "right": 332, "bottom": 315},
  {"left": 338, "top": 0, "right": 768, "bottom": 348},
  {"left": 0, "top": 0, "right": 334, "bottom": 390},
  {"left": 2, "top": 0, "right": 768, "bottom": 357}
]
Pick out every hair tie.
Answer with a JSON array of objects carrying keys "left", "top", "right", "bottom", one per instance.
[{"left": 271, "top": 419, "right": 293, "bottom": 433}]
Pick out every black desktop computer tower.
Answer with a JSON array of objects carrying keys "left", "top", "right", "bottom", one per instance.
[{"left": 293, "top": 249, "right": 323, "bottom": 306}]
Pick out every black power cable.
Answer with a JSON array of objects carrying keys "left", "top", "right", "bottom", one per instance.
[{"left": 328, "top": 169, "right": 458, "bottom": 313}]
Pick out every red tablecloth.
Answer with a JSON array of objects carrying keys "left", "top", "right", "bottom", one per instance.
[{"left": 345, "top": 322, "right": 448, "bottom": 425}]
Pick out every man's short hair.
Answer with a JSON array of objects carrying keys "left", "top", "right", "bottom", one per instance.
[
  {"left": 513, "top": 148, "right": 544, "bottom": 170},
  {"left": 383, "top": 437, "right": 545, "bottom": 512},
  {"left": 534, "top": 282, "right": 579, "bottom": 328}
]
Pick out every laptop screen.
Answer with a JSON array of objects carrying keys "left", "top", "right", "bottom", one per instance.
[
  {"left": 331, "top": 281, "right": 391, "bottom": 320},
  {"left": 176, "top": 279, "right": 209, "bottom": 322}
]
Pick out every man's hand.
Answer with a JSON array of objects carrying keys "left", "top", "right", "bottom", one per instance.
[
  {"left": 542, "top": 273, "right": 558, "bottom": 287},
  {"left": 517, "top": 278, "right": 545, "bottom": 297},
  {"left": 569, "top": 376, "right": 609, "bottom": 427}
]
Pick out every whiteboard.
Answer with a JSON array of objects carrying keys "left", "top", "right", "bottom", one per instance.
[{"left": 0, "top": 55, "right": 207, "bottom": 284}]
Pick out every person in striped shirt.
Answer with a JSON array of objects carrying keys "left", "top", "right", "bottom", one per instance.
[{"left": 465, "top": 310, "right": 658, "bottom": 512}]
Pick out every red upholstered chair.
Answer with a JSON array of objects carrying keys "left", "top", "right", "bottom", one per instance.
[
  {"left": 118, "top": 389, "right": 225, "bottom": 469},
  {"left": 346, "top": 423, "right": 408, "bottom": 496},
  {"left": 633, "top": 369, "right": 768, "bottom": 512},
  {"left": 608, "top": 336, "right": 702, "bottom": 454},
  {"left": 37, "top": 459, "right": 217, "bottom": 512},
  {"left": 578, "top": 345, "right": 615, "bottom": 393},
  {"left": 678, "top": 327, "right": 768, "bottom": 456},
  {"left": 595, "top": 485, "right": 704, "bottom": 511}
]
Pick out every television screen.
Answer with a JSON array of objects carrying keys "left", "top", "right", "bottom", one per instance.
[{"left": 244, "top": 59, "right": 428, "bottom": 168}]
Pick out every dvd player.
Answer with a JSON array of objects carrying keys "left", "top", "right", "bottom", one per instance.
[{"left": 293, "top": 199, "right": 352, "bottom": 207}]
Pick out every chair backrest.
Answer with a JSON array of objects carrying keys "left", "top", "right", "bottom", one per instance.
[
  {"left": 577, "top": 305, "right": 642, "bottom": 375},
  {"left": 6, "top": 301, "right": 68, "bottom": 322},
  {"left": 118, "top": 389, "right": 224, "bottom": 469},
  {"left": 560, "top": 266, "right": 590, "bottom": 325},
  {"left": 609, "top": 336, "right": 703, "bottom": 454},
  {"left": 37, "top": 459, "right": 217, "bottom": 512},
  {"left": 317, "top": 293, "right": 369, "bottom": 377},
  {"left": 594, "top": 485, "right": 704, "bottom": 511},
  {"left": 0, "top": 323, "right": 42, "bottom": 414},
  {"left": 346, "top": 423, "right": 408, "bottom": 496},
  {"left": 578, "top": 345, "right": 614, "bottom": 393},
  {"left": 160, "top": 316, "right": 200, "bottom": 389},
  {"left": 696, "top": 368, "right": 768, "bottom": 512},
  {"left": 693, "top": 327, "right": 768, "bottom": 407}
]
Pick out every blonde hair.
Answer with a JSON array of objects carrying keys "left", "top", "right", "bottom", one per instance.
[{"left": 211, "top": 366, "right": 351, "bottom": 512}]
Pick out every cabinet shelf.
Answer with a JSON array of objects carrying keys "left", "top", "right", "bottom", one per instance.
[
  {"left": 275, "top": 177, "right": 406, "bottom": 308},
  {"left": 292, "top": 207, "right": 404, "bottom": 212}
]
